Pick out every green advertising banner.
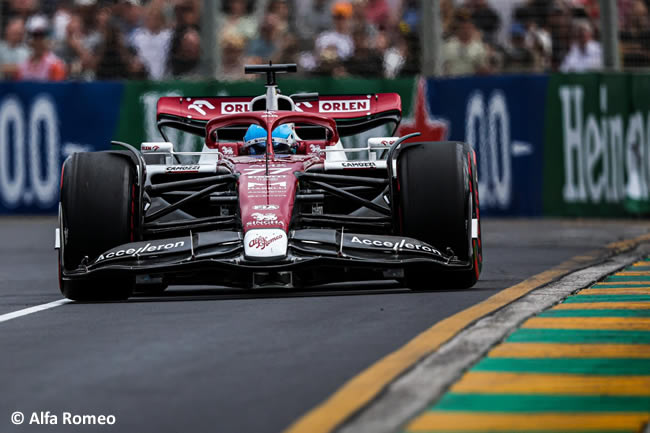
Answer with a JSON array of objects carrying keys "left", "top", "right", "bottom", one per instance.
[
  {"left": 114, "top": 78, "right": 416, "bottom": 154},
  {"left": 544, "top": 73, "right": 650, "bottom": 216}
]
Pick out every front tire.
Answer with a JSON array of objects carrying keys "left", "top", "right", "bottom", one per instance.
[
  {"left": 396, "top": 141, "right": 481, "bottom": 290},
  {"left": 59, "top": 152, "right": 137, "bottom": 301}
]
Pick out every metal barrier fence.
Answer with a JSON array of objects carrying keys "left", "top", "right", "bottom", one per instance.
[{"left": 0, "top": 0, "right": 641, "bottom": 81}]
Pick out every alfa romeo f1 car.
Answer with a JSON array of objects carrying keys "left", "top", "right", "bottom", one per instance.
[{"left": 56, "top": 64, "right": 482, "bottom": 300}]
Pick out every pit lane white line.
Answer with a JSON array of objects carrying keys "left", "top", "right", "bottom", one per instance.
[{"left": 0, "top": 299, "right": 71, "bottom": 323}]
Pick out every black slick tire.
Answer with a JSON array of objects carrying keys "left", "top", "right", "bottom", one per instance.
[
  {"left": 396, "top": 141, "right": 481, "bottom": 290},
  {"left": 59, "top": 152, "right": 137, "bottom": 301}
]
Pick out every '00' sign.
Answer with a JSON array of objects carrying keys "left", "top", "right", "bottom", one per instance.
[
  {"left": 465, "top": 90, "right": 511, "bottom": 210},
  {"left": 0, "top": 95, "right": 59, "bottom": 209}
]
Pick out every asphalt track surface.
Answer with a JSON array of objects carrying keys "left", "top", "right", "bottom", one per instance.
[{"left": 1, "top": 216, "right": 648, "bottom": 433}]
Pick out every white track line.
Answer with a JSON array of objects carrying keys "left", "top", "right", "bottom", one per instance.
[{"left": 0, "top": 299, "right": 71, "bottom": 323}]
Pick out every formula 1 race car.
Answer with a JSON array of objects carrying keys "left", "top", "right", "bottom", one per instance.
[{"left": 56, "top": 64, "right": 482, "bottom": 300}]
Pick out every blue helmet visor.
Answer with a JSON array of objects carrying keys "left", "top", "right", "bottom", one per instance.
[{"left": 244, "top": 124, "right": 296, "bottom": 155}]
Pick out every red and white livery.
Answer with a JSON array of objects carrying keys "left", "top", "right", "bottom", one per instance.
[{"left": 56, "top": 63, "right": 482, "bottom": 300}]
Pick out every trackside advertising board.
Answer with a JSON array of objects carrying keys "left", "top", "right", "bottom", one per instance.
[
  {"left": 0, "top": 82, "right": 122, "bottom": 214},
  {"left": 424, "top": 75, "right": 548, "bottom": 216},
  {"left": 544, "top": 73, "right": 650, "bottom": 216},
  {"left": 1, "top": 74, "right": 649, "bottom": 216}
]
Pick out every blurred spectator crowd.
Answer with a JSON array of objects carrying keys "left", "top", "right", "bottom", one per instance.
[{"left": 0, "top": 0, "right": 648, "bottom": 81}]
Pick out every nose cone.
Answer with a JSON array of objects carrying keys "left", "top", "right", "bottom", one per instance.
[
  {"left": 239, "top": 169, "right": 293, "bottom": 261},
  {"left": 244, "top": 229, "right": 288, "bottom": 260},
  {"left": 236, "top": 160, "right": 304, "bottom": 261}
]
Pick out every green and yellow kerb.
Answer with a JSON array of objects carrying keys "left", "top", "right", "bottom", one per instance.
[{"left": 403, "top": 258, "right": 650, "bottom": 433}]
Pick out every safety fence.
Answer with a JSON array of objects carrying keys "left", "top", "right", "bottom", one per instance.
[{"left": 0, "top": 74, "right": 648, "bottom": 217}]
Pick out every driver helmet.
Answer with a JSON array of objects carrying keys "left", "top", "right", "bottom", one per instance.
[{"left": 243, "top": 124, "right": 297, "bottom": 155}]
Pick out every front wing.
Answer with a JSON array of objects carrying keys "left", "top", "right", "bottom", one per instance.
[{"left": 61, "top": 229, "right": 473, "bottom": 287}]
